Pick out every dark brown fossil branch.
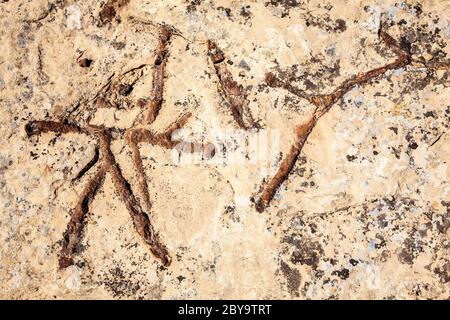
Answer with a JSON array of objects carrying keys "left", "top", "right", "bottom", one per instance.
[
  {"left": 145, "top": 26, "right": 173, "bottom": 124},
  {"left": 207, "top": 40, "right": 256, "bottom": 130},
  {"left": 126, "top": 135, "right": 151, "bottom": 212},
  {"left": 25, "top": 120, "right": 83, "bottom": 136},
  {"left": 254, "top": 26, "right": 414, "bottom": 212},
  {"left": 254, "top": 117, "right": 317, "bottom": 213},
  {"left": 59, "top": 167, "right": 106, "bottom": 268}
]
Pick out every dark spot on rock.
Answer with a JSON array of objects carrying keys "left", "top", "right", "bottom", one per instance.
[
  {"left": 334, "top": 19, "right": 347, "bottom": 32},
  {"left": 98, "top": 0, "right": 129, "bottom": 26},
  {"left": 279, "top": 260, "right": 301, "bottom": 297},
  {"left": 397, "top": 236, "right": 423, "bottom": 265},
  {"left": 99, "top": 3, "right": 116, "bottom": 25},
  {"left": 217, "top": 6, "right": 231, "bottom": 18},
  {"left": 111, "top": 41, "right": 126, "bottom": 50},
  {"left": 413, "top": 4, "right": 423, "bottom": 17},
  {"left": 118, "top": 84, "right": 133, "bottom": 96},
  {"left": 346, "top": 154, "right": 357, "bottom": 161},
  {"left": 382, "top": 196, "right": 397, "bottom": 210},
  {"left": 328, "top": 258, "right": 338, "bottom": 266},
  {"left": 177, "top": 275, "right": 186, "bottom": 283},
  {"left": 377, "top": 214, "right": 388, "bottom": 228},
  {"left": 303, "top": 78, "right": 316, "bottom": 90},
  {"left": 223, "top": 205, "right": 239, "bottom": 223},
  {"left": 240, "top": 5, "right": 252, "bottom": 19},
  {"left": 265, "top": 0, "right": 300, "bottom": 18},
  {"left": 405, "top": 132, "right": 418, "bottom": 149},
  {"left": 423, "top": 111, "right": 436, "bottom": 118},
  {"left": 332, "top": 268, "right": 350, "bottom": 280},
  {"left": 390, "top": 146, "right": 401, "bottom": 159},
  {"left": 78, "top": 58, "right": 93, "bottom": 68},
  {"left": 284, "top": 234, "right": 323, "bottom": 269},
  {"left": 434, "top": 262, "right": 450, "bottom": 283},
  {"left": 304, "top": 14, "right": 347, "bottom": 33},
  {"left": 187, "top": 0, "right": 202, "bottom": 13},
  {"left": 389, "top": 127, "right": 398, "bottom": 134},
  {"left": 224, "top": 205, "right": 234, "bottom": 214},
  {"left": 437, "top": 201, "right": 450, "bottom": 234},
  {"left": 349, "top": 258, "right": 358, "bottom": 266},
  {"left": 102, "top": 266, "right": 142, "bottom": 298},
  {"left": 399, "top": 37, "right": 412, "bottom": 55}
]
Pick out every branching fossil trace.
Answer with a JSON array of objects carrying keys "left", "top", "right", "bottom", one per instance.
[
  {"left": 25, "top": 16, "right": 448, "bottom": 268},
  {"left": 26, "top": 25, "right": 219, "bottom": 268},
  {"left": 252, "top": 22, "right": 449, "bottom": 213}
]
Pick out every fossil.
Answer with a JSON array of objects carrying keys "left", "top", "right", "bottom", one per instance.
[
  {"left": 253, "top": 23, "right": 449, "bottom": 212},
  {"left": 25, "top": 18, "right": 448, "bottom": 269},
  {"left": 25, "top": 25, "right": 248, "bottom": 268}
]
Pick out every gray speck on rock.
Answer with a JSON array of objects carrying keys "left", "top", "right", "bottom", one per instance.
[
  {"left": 17, "top": 34, "right": 26, "bottom": 48},
  {"left": 325, "top": 46, "right": 336, "bottom": 56},
  {"left": 238, "top": 60, "right": 250, "bottom": 71}
]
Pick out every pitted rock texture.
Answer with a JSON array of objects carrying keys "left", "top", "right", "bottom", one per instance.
[{"left": 0, "top": 0, "right": 449, "bottom": 299}]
